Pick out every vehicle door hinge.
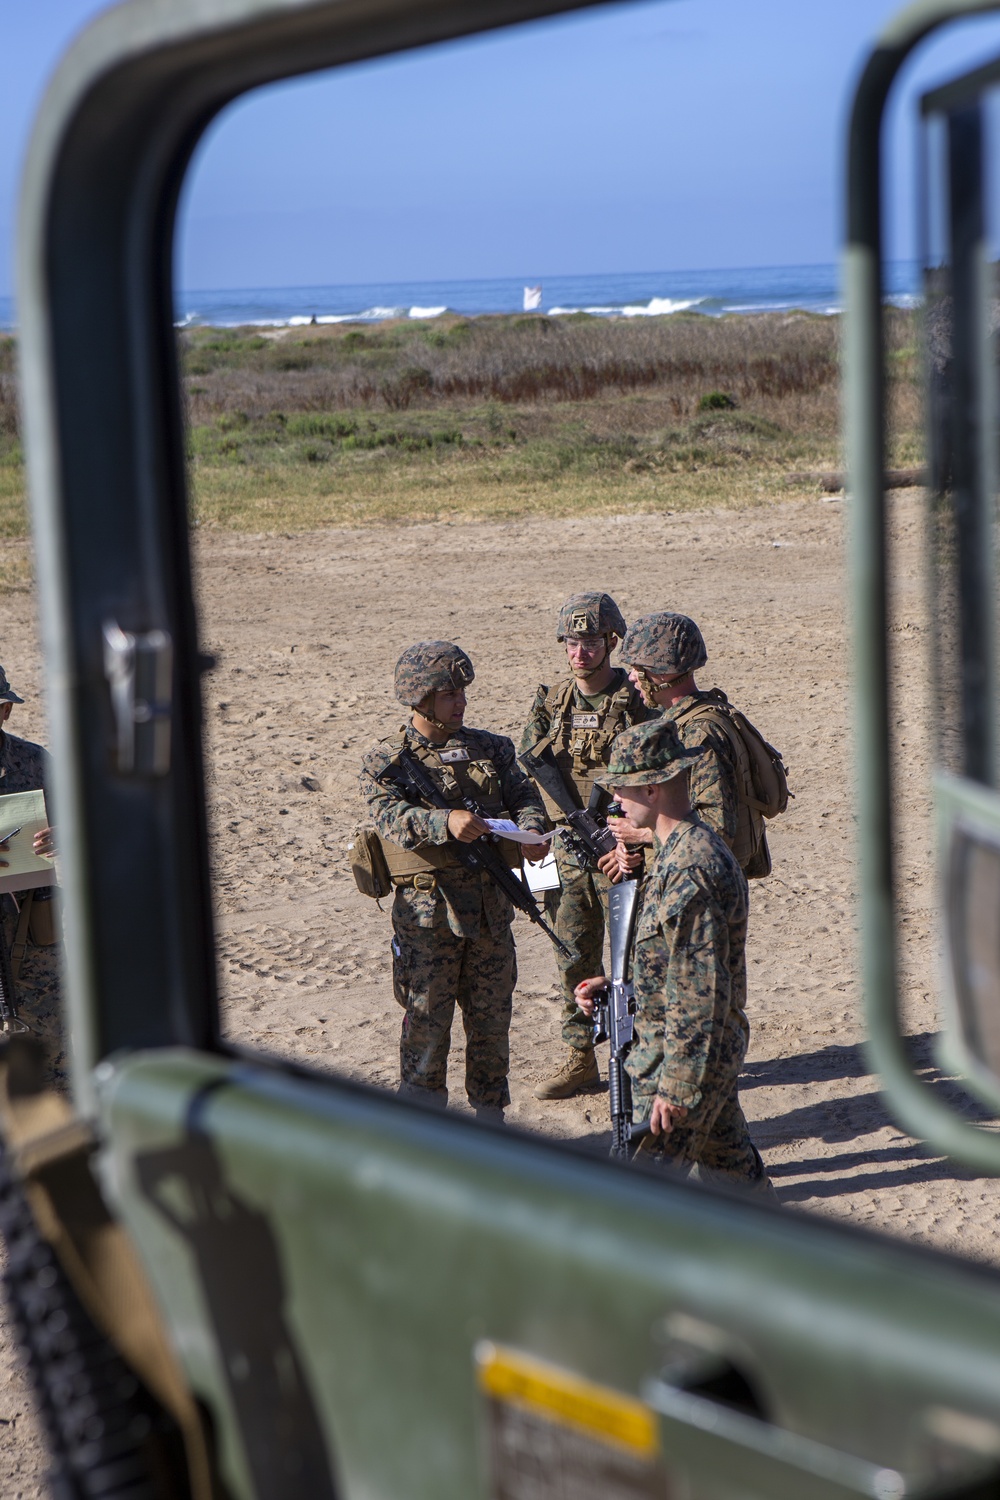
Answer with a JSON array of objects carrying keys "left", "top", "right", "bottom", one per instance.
[{"left": 102, "top": 621, "right": 173, "bottom": 775}]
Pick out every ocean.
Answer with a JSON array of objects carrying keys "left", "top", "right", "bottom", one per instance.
[{"left": 0, "top": 262, "right": 920, "bottom": 331}]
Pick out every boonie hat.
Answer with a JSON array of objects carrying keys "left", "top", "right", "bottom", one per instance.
[
  {"left": 556, "top": 592, "right": 627, "bottom": 642},
  {"left": 620, "top": 612, "right": 707, "bottom": 675},
  {"left": 394, "top": 641, "right": 475, "bottom": 707},
  {"left": 0, "top": 665, "right": 24, "bottom": 705},
  {"left": 594, "top": 717, "right": 704, "bottom": 789}
]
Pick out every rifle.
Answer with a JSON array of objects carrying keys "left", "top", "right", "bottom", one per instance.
[
  {"left": 517, "top": 747, "right": 619, "bottom": 871},
  {"left": 376, "top": 747, "right": 576, "bottom": 963},
  {"left": 592, "top": 876, "right": 641, "bottom": 1158}
]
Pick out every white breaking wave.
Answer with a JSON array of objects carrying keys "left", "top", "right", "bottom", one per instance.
[
  {"left": 409, "top": 306, "right": 448, "bottom": 319},
  {"left": 547, "top": 297, "right": 702, "bottom": 319}
]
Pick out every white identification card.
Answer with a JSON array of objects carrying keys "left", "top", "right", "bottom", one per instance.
[{"left": 438, "top": 747, "right": 470, "bottom": 763}]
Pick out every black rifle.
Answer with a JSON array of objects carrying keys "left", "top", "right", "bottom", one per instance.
[
  {"left": 376, "top": 747, "right": 576, "bottom": 963},
  {"left": 592, "top": 877, "right": 641, "bottom": 1158},
  {"left": 518, "top": 747, "right": 619, "bottom": 871}
]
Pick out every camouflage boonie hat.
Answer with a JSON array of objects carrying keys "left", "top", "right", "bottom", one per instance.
[
  {"left": 0, "top": 666, "right": 24, "bottom": 705},
  {"left": 620, "top": 612, "right": 707, "bottom": 675},
  {"left": 556, "top": 592, "right": 627, "bottom": 641},
  {"left": 394, "top": 641, "right": 475, "bottom": 706},
  {"left": 594, "top": 717, "right": 705, "bottom": 789}
]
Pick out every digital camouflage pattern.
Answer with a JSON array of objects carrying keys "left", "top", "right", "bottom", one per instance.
[
  {"left": 594, "top": 708, "right": 738, "bottom": 845},
  {"left": 393, "top": 641, "right": 475, "bottom": 708},
  {"left": 360, "top": 722, "right": 546, "bottom": 1106},
  {"left": 520, "top": 668, "right": 651, "bottom": 1051},
  {"left": 555, "top": 592, "right": 627, "bottom": 641},
  {"left": 625, "top": 815, "right": 770, "bottom": 1189},
  {"left": 543, "top": 847, "right": 612, "bottom": 1051},
  {"left": 620, "top": 612, "right": 708, "bottom": 675},
  {"left": 658, "top": 698, "right": 740, "bottom": 845},
  {"left": 0, "top": 666, "right": 24, "bottom": 705},
  {"left": 593, "top": 715, "right": 705, "bottom": 788},
  {"left": 0, "top": 731, "right": 50, "bottom": 803},
  {"left": 393, "top": 898, "right": 515, "bottom": 1107}
]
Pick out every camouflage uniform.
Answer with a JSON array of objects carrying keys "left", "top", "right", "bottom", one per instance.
[
  {"left": 361, "top": 643, "right": 546, "bottom": 1110},
  {"left": 620, "top": 613, "right": 739, "bottom": 846},
  {"left": 518, "top": 667, "right": 650, "bottom": 1051},
  {"left": 595, "top": 717, "right": 772, "bottom": 1194},
  {"left": 0, "top": 730, "right": 51, "bottom": 804}
]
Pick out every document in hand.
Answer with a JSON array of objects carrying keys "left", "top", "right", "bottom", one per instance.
[
  {"left": 0, "top": 789, "right": 53, "bottom": 895},
  {"left": 483, "top": 818, "right": 552, "bottom": 846}
]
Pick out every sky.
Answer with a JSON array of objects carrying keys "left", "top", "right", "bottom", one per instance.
[{"left": 4, "top": 0, "right": 1000, "bottom": 295}]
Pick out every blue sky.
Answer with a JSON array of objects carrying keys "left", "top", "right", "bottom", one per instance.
[{"left": 4, "top": 0, "right": 1000, "bottom": 295}]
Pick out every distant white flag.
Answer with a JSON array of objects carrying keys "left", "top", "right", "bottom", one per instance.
[{"left": 523, "top": 285, "right": 542, "bottom": 312}]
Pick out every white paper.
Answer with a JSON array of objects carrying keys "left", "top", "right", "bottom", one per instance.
[
  {"left": 0, "top": 788, "right": 54, "bottom": 894},
  {"left": 483, "top": 818, "right": 552, "bottom": 847},
  {"left": 520, "top": 850, "right": 561, "bottom": 893}
]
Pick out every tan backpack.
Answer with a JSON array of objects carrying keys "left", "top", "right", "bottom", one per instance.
[{"left": 675, "top": 689, "right": 790, "bottom": 879}]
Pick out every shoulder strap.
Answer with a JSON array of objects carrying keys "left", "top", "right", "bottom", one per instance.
[{"left": 534, "top": 677, "right": 578, "bottom": 756}]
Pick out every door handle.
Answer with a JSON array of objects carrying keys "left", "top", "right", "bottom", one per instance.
[{"left": 643, "top": 1377, "right": 1000, "bottom": 1500}]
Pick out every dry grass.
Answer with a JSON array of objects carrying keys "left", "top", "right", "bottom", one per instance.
[{"left": 0, "top": 310, "right": 924, "bottom": 544}]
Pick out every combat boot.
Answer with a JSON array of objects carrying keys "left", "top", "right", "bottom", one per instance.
[{"left": 534, "top": 1047, "right": 600, "bottom": 1100}]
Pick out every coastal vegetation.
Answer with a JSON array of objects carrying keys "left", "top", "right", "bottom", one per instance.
[{"left": 0, "top": 311, "right": 921, "bottom": 537}]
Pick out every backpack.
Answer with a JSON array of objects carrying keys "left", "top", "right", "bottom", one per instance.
[{"left": 675, "top": 689, "right": 790, "bottom": 879}]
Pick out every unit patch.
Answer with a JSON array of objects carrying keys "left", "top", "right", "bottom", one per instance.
[
  {"left": 438, "top": 747, "right": 471, "bottom": 763},
  {"left": 476, "top": 1342, "right": 665, "bottom": 1500},
  {"left": 572, "top": 714, "right": 600, "bottom": 730}
]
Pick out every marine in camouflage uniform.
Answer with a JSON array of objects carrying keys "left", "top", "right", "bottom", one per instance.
[
  {"left": 0, "top": 668, "right": 51, "bottom": 804},
  {"left": 0, "top": 666, "right": 61, "bottom": 1067},
  {"left": 619, "top": 612, "right": 739, "bottom": 845},
  {"left": 591, "top": 717, "right": 773, "bottom": 1193},
  {"left": 518, "top": 593, "right": 652, "bottom": 1100},
  {"left": 360, "top": 642, "right": 547, "bottom": 1117}
]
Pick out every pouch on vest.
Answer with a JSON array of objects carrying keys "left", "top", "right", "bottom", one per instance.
[
  {"left": 348, "top": 826, "right": 392, "bottom": 899},
  {"left": 676, "top": 690, "right": 789, "bottom": 878}
]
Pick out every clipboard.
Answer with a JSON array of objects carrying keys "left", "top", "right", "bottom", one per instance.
[{"left": 0, "top": 789, "right": 54, "bottom": 895}]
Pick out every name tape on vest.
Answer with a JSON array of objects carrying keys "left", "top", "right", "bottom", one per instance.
[
  {"left": 438, "top": 747, "right": 471, "bottom": 763},
  {"left": 572, "top": 713, "right": 600, "bottom": 729}
]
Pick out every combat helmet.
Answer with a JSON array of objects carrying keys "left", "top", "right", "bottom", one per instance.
[
  {"left": 556, "top": 592, "right": 627, "bottom": 642},
  {"left": 620, "top": 612, "right": 707, "bottom": 676},
  {"left": 394, "top": 641, "right": 475, "bottom": 708},
  {"left": 0, "top": 665, "right": 24, "bottom": 705}
]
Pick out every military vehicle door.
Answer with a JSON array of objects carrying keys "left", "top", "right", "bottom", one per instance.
[{"left": 17, "top": 1, "right": 1000, "bottom": 1497}]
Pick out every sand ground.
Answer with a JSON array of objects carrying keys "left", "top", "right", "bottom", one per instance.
[{"left": 1, "top": 488, "right": 997, "bottom": 1491}]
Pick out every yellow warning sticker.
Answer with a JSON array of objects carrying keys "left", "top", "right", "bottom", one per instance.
[{"left": 475, "top": 1342, "right": 660, "bottom": 1459}]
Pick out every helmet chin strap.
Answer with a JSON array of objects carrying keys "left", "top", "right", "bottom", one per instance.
[
  {"left": 413, "top": 693, "right": 457, "bottom": 736},
  {"left": 630, "top": 665, "right": 661, "bottom": 708}
]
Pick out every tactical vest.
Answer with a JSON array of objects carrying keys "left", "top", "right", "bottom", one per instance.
[
  {"left": 529, "top": 671, "right": 646, "bottom": 822},
  {"left": 377, "top": 732, "right": 519, "bottom": 879}
]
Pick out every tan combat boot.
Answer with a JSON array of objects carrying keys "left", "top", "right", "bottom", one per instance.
[{"left": 534, "top": 1048, "right": 600, "bottom": 1100}]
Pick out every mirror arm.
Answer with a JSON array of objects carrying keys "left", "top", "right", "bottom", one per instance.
[{"left": 846, "top": 0, "right": 1000, "bottom": 1174}]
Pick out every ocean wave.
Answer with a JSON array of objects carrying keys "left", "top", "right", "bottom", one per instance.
[
  {"left": 547, "top": 297, "right": 703, "bottom": 319},
  {"left": 409, "top": 305, "right": 448, "bottom": 319}
]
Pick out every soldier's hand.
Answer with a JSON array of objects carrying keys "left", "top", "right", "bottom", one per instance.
[
  {"left": 447, "top": 809, "right": 492, "bottom": 842},
  {"left": 0, "top": 832, "right": 11, "bottom": 867},
  {"left": 33, "top": 826, "right": 55, "bottom": 858},
  {"left": 610, "top": 815, "right": 653, "bottom": 846},
  {"left": 597, "top": 849, "right": 622, "bottom": 883},
  {"left": 573, "top": 977, "right": 608, "bottom": 1016},
  {"left": 523, "top": 838, "right": 551, "bottom": 864},
  {"left": 649, "top": 1097, "right": 688, "bottom": 1136},
  {"left": 615, "top": 844, "right": 643, "bottom": 877}
]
